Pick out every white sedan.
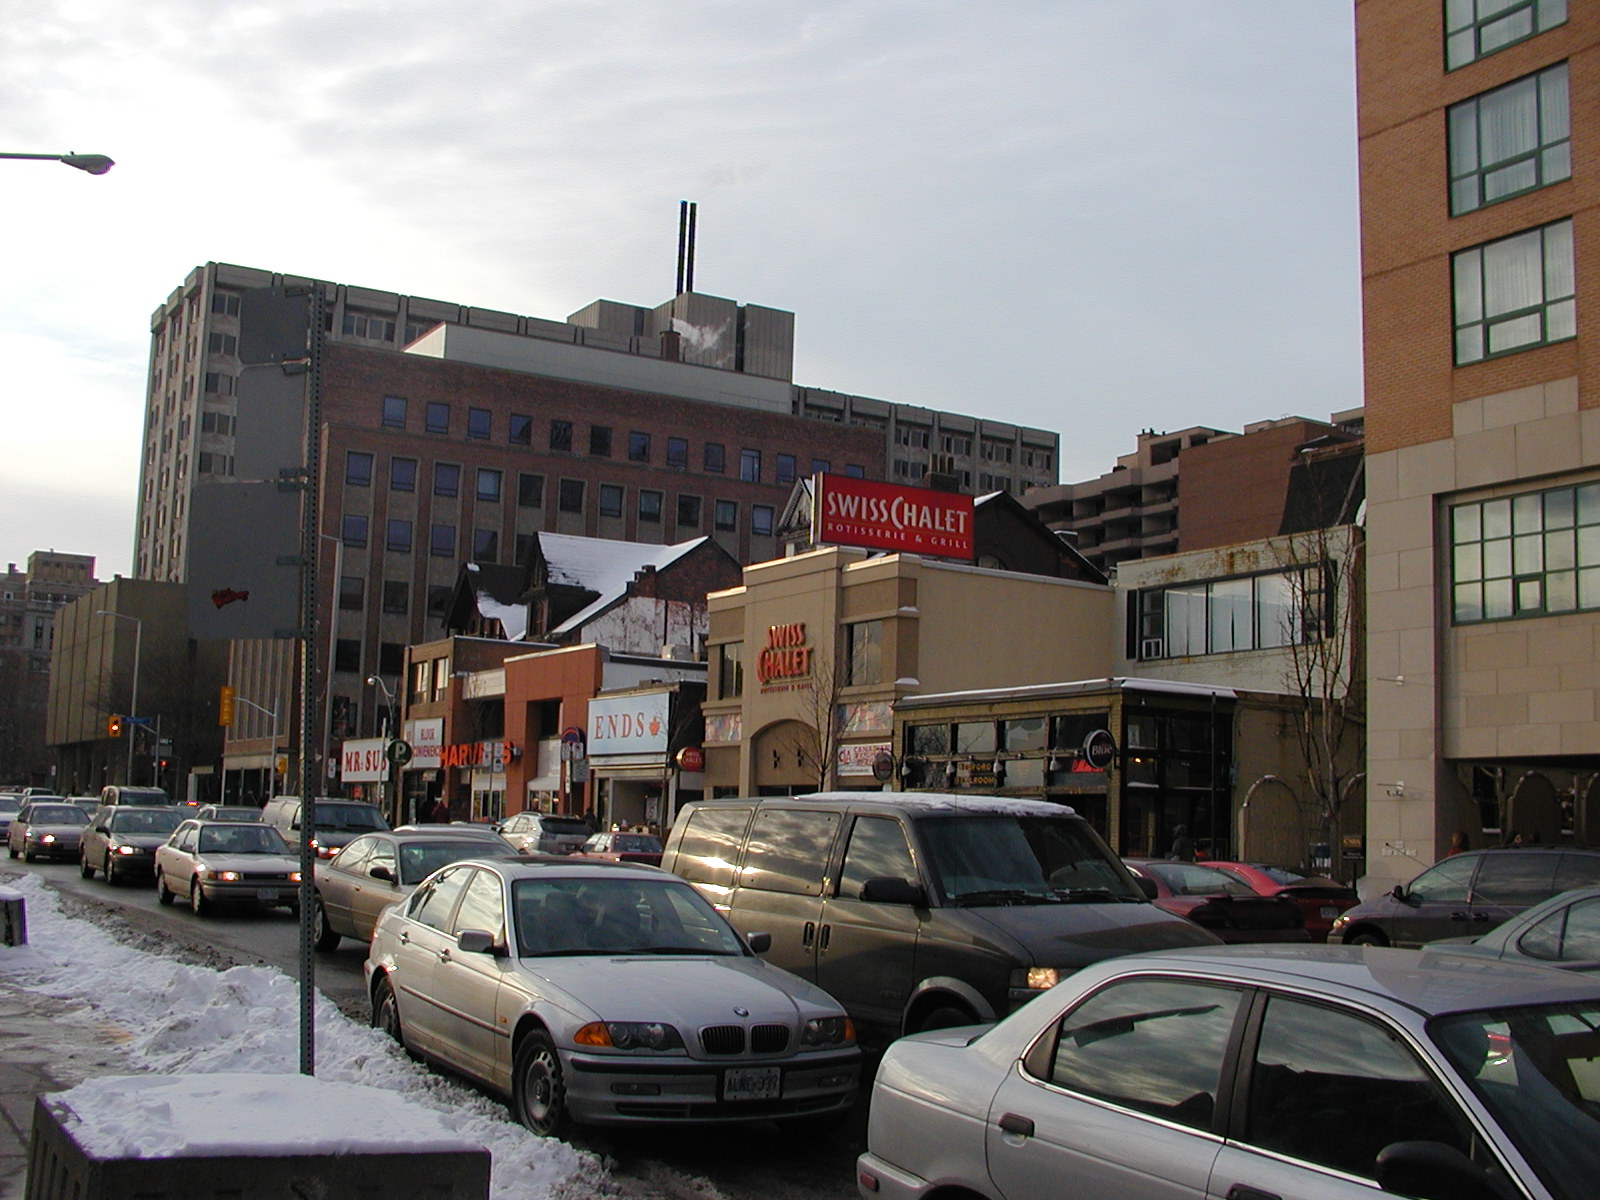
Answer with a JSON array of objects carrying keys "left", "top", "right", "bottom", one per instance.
[
  {"left": 366, "top": 857, "right": 861, "bottom": 1137},
  {"left": 154, "top": 819, "right": 302, "bottom": 915}
]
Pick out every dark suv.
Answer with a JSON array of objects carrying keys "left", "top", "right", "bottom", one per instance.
[{"left": 1331, "top": 846, "right": 1600, "bottom": 947}]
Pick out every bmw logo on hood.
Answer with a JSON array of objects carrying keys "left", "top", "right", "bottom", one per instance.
[{"left": 733, "top": 1006, "right": 750, "bottom": 1017}]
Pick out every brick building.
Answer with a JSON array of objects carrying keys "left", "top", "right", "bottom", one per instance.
[{"left": 0, "top": 552, "right": 98, "bottom": 787}]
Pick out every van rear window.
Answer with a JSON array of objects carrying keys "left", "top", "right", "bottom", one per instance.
[
  {"left": 742, "top": 809, "right": 841, "bottom": 896},
  {"left": 674, "top": 807, "right": 752, "bottom": 890}
]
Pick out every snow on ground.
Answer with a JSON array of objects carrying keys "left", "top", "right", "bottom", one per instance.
[{"left": 0, "top": 874, "right": 608, "bottom": 1199}]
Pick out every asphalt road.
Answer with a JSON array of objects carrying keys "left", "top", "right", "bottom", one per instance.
[{"left": 7, "top": 854, "right": 870, "bottom": 1200}]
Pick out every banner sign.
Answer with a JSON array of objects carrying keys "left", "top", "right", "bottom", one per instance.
[
  {"left": 813, "top": 473, "right": 973, "bottom": 559},
  {"left": 588, "top": 693, "right": 671, "bottom": 755},
  {"left": 836, "top": 741, "right": 892, "bottom": 777},
  {"left": 341, "top": 738, "right": 387, "bottom": 783},
  {"left": 402, "top": 718, "right": 443, "bottom": 770}
]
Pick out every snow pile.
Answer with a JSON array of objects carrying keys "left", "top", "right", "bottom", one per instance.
[{"left": 0, "top": 875, "right": 598, "bottom": 1199}]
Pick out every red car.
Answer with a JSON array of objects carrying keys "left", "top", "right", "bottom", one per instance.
[
  {"left": 573, "top": 831, "right": 664, "bottom": 867},
  {"left": 1206, "top": 860, "right": 1360, "bottom": 942},
  {"left": 1123, "top": 859, "right": 1309, "bottom": 944}
]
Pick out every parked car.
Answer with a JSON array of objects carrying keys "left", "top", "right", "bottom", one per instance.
[
  {"left": 193, "top": 805, "right": 263, "bottom": 822},
  {"left": 496, "top": 812, "right": 591, "bottom": 855},
  {"left": 79, "top": 806, "right": 185, "bottom": 884},
  {"left": 314, "top": 826, "right": 517, "bottom": 950},
  {"left": 260, "top": 796, "right": 390, "bottom": 859},
  {"left": 154, "top": 819, "right": 302, "bottom": 914},
  {"left": 574, "top": 831, "right": 664, "bottom": 866},
  {"left": 1202, "top": 860, "right": 1359, "bottom": 941},
  {"left": 858, "top": 944, "right": 1600, "bottom": 1200},
  {"left": 98, "top": 785, "right": 172, "bottom": 808},
  {"left": 7, "top": 801, "right": 90, "bottom": 862},
  {"left": 1119, "top": 858, "right": 1309, "bottom": 943},
  {"left": 1428, "top": 885, "right": 1600, "bottom": 971},
  {"left": 1332, "top": 846, "right": 1600, "bottom": 947},
  {"left": 662, "top": 794, "right": 1219, "bottom": 1042},
  {"left": 367, "top": 856, "right": 860, "bottom": 1136}
]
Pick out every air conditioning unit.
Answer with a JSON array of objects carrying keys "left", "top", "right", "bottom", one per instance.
[{"left": 1140, "top": 637, "right": 1165, "bottom": 660}]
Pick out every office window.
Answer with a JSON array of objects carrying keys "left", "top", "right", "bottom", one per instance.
[
  {"left": 845, "top": 619, "right": 884, "bottom": 686},
  {"left": 340, "top": 575, "right": 364, "bottom": 611},
  {"left": 427, "top": 587, "right": 452, "bottom": 619},
  {"left": 203, "top": 372, "right": 234, "bottom": 396},
  {"left": 667, "top": 437, "right": 688, "bottom": 469},
  {"left": 1137, "top": 568, "right": 1323, "bottom": 659},
  {"left": 514, "top": 533, "right": 536, "bottom": 565},
  {"left": 845, "top": 464, "right": 865, "bottom": 478},
  {"left": 752, "top": 504, "right": 774, "bottom": 537},
  {"left": 716, "top": 642, "right": 744, "bottom": 700},
  {"left": 599, "top": 484, "right": 624, "bottom": 518},
  {"left": 639, "top": 489, "right": 663, "bottom": 524},
  {"left": 425, "top": 401, "right": 450, "bottom": 434},
  {"left": 739, "top": 448, "right": 761, "bottom": 483},
  {"left": 1453, "top": 220, "right": 1574, "bottom": 364},
  {"left": 677, "top": 494, "right": 702, "bottom": 528},
  {"left": 379, "top": 642, "right": 405, "bottom": 676},
  {"left": 628, "top": 431, "right": 651, "bottom": 462},
  {"left": 345, "top": 451, "right": 374, "bottom": 487},
  {"left": 1446, "top": 0, "right": 1566, "bottom": 71},
  {"left": 589, "top": 425, "right": 612, "bottom": 457},
  {"left": 509, "top": 413, "right": 533, "bottom": 446},
  {"left": 389, "top": 457, "right": 416, "bottom": 492},
  {"left": 776, "top": 454, "right": 797, "bottom": 485},
  {"left": 811, "top": 458, "right": 830, "bottom": 476},
  {"left": 207, "top": 333, "right": 237, "bottom": 356},
  {"left": 476, "top": 467, "right": 502, "bottom": 503},
  {"left": 559, "top": 479, "right": 585, "bottom": 513},
  {"left": 704, "top": 443, "right": 725, "bottom": 473},
  {"left": 382, "top": 581, "right": 409, "bottom": 615},
  {"left": 341, "top": 514, "right": 368, "bottom": 548},
  {"left": 466, "top": 407, "right": 491, "bottom": 440},
  {"left": 381, "top": 395, "right": 407, "bottom": 428},
  {"left": 714, "top": 499, "right": 737, "bottom": 532},
  {"left": 434, "top": 463, "right": 460, "bottom": 498},
  {"left": 385, "top": 518, "right": 413, "bottom": 553},
  {"left": 334, "top": 639, "right": 362, "bottom": 673},
  {"left": 1451, "top": 483, "right": 1600, "bottom": 622},
  {"left": 1449, "top": 64, "right": 1570, "bottom": 215},
  {"left": 211, "top": 293, "right": 240, "bottom": 317},
  {"left": 430, "top": 524, "right": 456, "bottom": 557},
  {"left": 472, "top": 528, "right": 499, "bottom": 562},
  {"left": 550, "top": 419, "right": 573, "bottom": 452},
  {"left": 518, "top": 472, "right": 544, "bottom": 509}
]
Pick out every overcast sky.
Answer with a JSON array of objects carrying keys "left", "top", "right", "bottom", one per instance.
[{"left": 3, "top": 1, "right": 1360, "bottom": 580}]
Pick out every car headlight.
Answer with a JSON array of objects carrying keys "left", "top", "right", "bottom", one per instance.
[
  {"left": 39, "top": 834, "right": 55, "bottom": 844},
  {"left": 288, "top": 871, "right": 302, "bottom": 883},
  {"left": 204, "top": 870, "right": 242, "bottom": 882},
  {"left": 1330, "top": 913, "right": 1352, "bottom": 931},
  {"left": 573, "top": 1021, "right": 685, "bottom": 1051},
  {"left": 116, "top": 845, "right": 137, "bottom": 856},
  {"left": 1011, "top": 967, "right": 1064, "bottom": 991},
  {"left": 802, "top": 1016, "right": 855, "bottom": 1046}
]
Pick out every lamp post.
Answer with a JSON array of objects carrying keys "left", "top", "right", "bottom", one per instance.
[
  {"left": 0, "top": 152, "right": 114, "bottom": 175},
  {"left": 366, "top": 675, "right": 397, "bottom": 824},
  {"left": 234, "top": 695, "right": 280, "bottom": 801},
  {"left": 319, "top": 533, "right": 345, "bottom": 791},
  {"left": 95, "top": 610, "right": 141, "bottom": 785}
]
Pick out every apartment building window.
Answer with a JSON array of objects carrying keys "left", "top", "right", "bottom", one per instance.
[
  {"left": 509, "top": 413, "right": 533, "bottom": 446},
  {"left": 739, "top": 449, "right": 761, "bottom": 483},
  {"left": 1449, "top": 63, "right": 1570, "bottom": 215},
  {"left": 203, "top": 372, "right": 234, "bottom": 396},
  {"left": 199, "top": 411, "right": 234, "bottom": 435},
  {"left": 343, "top": 312, "right": 396, "bottom": 341},
  {"left": 639, "top": 489, "right": 663, "bottom": 524},
  {"left": 473, "top": 529, "right": 499, "bottom": 563},
  {"left": 210, "top": 293, "right": 240, "bottom": 317},
  {"left": 434, "top": 463, "right": 460, "bottom": 498},
  {"left": 386, "top": 519, "right": 413, "bottom": 553},
  {"left": 845, "top": 465, "right": 865, "bottom": 478},
  {"left": 751, "top": 504, "right": 775, "bottom": 537},
  {"left": 427, "top": 588, "right": 452, "bottom": 622},
  {"left": 340, "top": 575, "right": 365, "bottom": 611},
  {"left": 382, "top": 396, "right": 407, "bottom": 428},
  {"left": 207, "top": 333, "right": 237, "bottom": 356},
  {"left": 1453, "top": 219, "right": 1574, "bottom": 363},
  {"left": 518, "top": 472, "right": 544, "bottom": 508},
  {"left": 559, "top": 479, "right": 585, "bottom": 513},
  {"left": 599, "top": 484, "right": 624, "bottom": 518},
  {"left": 714, "top": 499, "right": 737, "bottom": 532},
  {"left": 514, "top": 533, "right": 536, "bottom": 565},
  {"left": 776, "top": 454, "right": 797, "bottom": 485},
  {"left": 197, "top": 452, "right": 234, "bottom": 476},
  {"left": 628, "top": 431, "right": 651, "bottom": 463},
  {"left": 334, "top": 639, "right": 362, "bottom": 673},
  {"left": 345, "top": 451, "right": 374, "bottom": 487},
  {"left": 811, "top": 458, "right": 830, "bottom": 475},
  {"left": 1451, "top": 482, "right": 1600, "bottom": 622},
  {"left": 1445, "top": 0, "right": 1566, "bottom": 71},
  {"left": 342, "top": 514, "right": 368, "bottom": 549},
  {"left": 845, "top": 620, "right": 884, "bottom": 686},
  {"left": 390, "top": 457, "right": 416, "bottom": 492},
  {"left": 411, "top": 659, "right": 432, "bottom": 704},
  {"left": 550, "top": 420, "right": 572, "bottom": 452},
  {"left": 430, "top": 524, "right": 456, "bottom": 557},
  {"left": 896, "top": 427, "right": 930, "bottom": 449},
  {"left": 667, "top": 437, "right": 688, "bottom": 469},
  {"left": 467, "top": 407, "right": 491, "bottom": 440},
  {"left": 716, "top": 642, "right": 744, "bottom": 700},
  {"left": 1135, "top": 568, "right": 1323, "bottom": 659},
  {"left": 476, "top": 467, "right": 502, "bottom": 503},
  {"left": 941, "top": 434, "right": 972, "bottom": 457},
  {"left": 677, "top": 494, "right": 702, "bottom": 528},
  {"left": 382, "top": 581, "right": 409, "bottom": 615},
  {"left": 425, "top": 401, "right": 450, "bottom": 434},
  {"left": 590, "top": 425, "right": 612, "bottom": 457},
  {"left": 705, "top": 443, "right": 726, "bottom": 473}
]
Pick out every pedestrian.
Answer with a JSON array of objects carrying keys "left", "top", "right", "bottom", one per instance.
[
  {"left": 1167, "top": 824, "right": 1195, "bottom": 862},
  {"left": 428, "top": 796, "right": 452, "bottom": 824},
  {"left": 1446, "top": 830, "right": 1471, "bottom": 856}
]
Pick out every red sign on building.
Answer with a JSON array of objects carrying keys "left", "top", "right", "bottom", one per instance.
[{"left": 813, "top": 473, "right": 973, "bottom": 560}]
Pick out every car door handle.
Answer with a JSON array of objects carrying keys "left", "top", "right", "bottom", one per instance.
[
  {"left": 1226, "top": 1187, "right": 1280, "bottom": 1200},
  {"left": 803, "top": 921, "right": 816, "bottom": 948},
  {"left": 399, "top": 931, "right": 410, "bottom": 945},
  {"left": 1450, "top": 911, "right": 1470, "bottom": 920},
  {"left": 437, "top": 949, "right": 452, "bottom": 963},
  {"left": 819, "top": 924, "right": 831, "bottom": 951},
  {"left": 997, "top": 1113, "right": 1034, "bottom": 1138},
  {"left": 1472, "top": 912, "right": 1491, "bottom": 922}
]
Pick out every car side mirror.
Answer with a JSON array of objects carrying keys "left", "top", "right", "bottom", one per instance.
[
  {"left": 1375, "top": 1141, "right": 1507, "bottom": 1200},
  {"left": 456, "top": 929, "right": 502, "bottom": 956},
  {"left": 369, "top": 864, "right": 396, "bottom": 883},
  {"left": 1390, "top": 883, "right": 1409, "bottom": 903},
  {"left": 1134, "top": 875, "right": 1158, "bottom": 900},
  {"left": 745, "top": 931, "right": 772, "bottom": 954},
  {"left": 859, "top": 877, "right": 927, "bottom": 906}
]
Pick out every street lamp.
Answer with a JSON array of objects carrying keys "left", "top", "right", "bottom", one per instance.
[
  {"left": 95, "top": 610, "right": 141, "bottom": 785},
  {"left": 234, "top": 695, "right": 281, "bottom": 800},
  {"left": 366, "top": 675, "right": 398, "bottom": 824},
  {"left": 0, "top": 151, "right": 114, "bottom": 175}
]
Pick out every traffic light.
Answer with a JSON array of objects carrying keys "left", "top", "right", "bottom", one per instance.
[
  {"left": 218, "top": 685, "right": 235, "bottom": 727},
  {"left": 106, "top": 713, "right": 123, "bottom": 738}
]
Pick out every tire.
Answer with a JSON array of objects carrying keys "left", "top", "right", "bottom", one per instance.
[
  {"left": 313, "top": 900, "right": 341, "bottom": 952},
  {"left": 80, "top": 854, "right": 96, "bottom": 880},
  {"left": 23, "top": 849, "right": 36, "bottom": 864},
  {"left": 156, "top": 871, "right": 175, "bottom": 905},
  {"left": 104, "top": 854, "right": 119, "bottom": 886},
  {"left": 1346, "top": 929, "right": 1388, "bottom": 947},
  {"left": 190, "top": 879, "right": 211, "bottom": 916},
  {"left": 371, "top": 975, "right": 403, "bottom": 1044},
  {"left": 511, "top": 1031, "right": 570, "bottom": 1138},
  {"left": 913, "top": 1004, "right": 978, "bottom": 1033}
]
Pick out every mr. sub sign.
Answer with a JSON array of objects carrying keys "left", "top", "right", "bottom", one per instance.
[{"left": 813, "top": 473, "right": 973, "bottom": 559}]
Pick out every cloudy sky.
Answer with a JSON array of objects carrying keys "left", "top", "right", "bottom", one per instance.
[{"left": 3, "top": 1, "right": 1360, "bottom": 580}]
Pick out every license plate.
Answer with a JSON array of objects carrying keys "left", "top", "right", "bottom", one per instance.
[
  {"left": 257, "top": 888, "right": 281, "bottom": 902},
  {"left": 723, "top": 1066, "right": 781, "bottom": 1102},
  {"left": 1320, "top": 906, "right": 1339, "bottom": 919}
]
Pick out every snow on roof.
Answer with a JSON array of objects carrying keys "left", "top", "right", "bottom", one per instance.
[{"left": 541, "top": 533, "right": 711, "bottom": 634}]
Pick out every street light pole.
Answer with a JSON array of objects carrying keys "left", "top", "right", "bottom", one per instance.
[
  {"left": 95, "top": 610, "right": 141, "bottom": 785},
  {"left": 0, "top": 151, "right": 114, "bottom": 175},
  {"left": 366, "top": 675, "right": 397, "bottom": 824},
  {"left": 234, "top": 695, "right": 280, "bottom": 800}
]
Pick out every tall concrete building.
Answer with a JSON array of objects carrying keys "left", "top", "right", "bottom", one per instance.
[
  {"left": 1357, "top": 0, "right": 1600, "bottom": 885},
  {"left": 0, "top": 552, "right": 99, "bottom": 787}
]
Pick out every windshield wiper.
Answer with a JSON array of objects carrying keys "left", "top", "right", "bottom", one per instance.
[
  {"left": 1051, "top": 886, "right": 1128, "bottom": 902},
  {"left": 949, "top": 888, "right": 1057, "bottom": 907}
]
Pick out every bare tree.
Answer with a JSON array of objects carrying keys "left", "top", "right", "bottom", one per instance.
[{"left": 776, "top": 650, "right": 847, "bottom": 793}]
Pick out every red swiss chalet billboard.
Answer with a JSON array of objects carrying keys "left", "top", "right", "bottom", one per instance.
[{"left": 813, "top": 473, "right": 973, "bottom": 560}]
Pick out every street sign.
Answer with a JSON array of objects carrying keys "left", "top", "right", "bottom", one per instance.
[
  {"left": 560, "top": 726, "right": 584, "bottom": 745},
  {"left": 385, "top": 739, "right": 413, "bottom": 767},
  {"left": 1082, "top": 729, "right": 1117, "bottom": 771}
]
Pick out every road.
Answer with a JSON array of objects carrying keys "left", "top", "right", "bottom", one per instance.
[{"left": 7, "top": 855, "right": 869, "bottom": 1200}]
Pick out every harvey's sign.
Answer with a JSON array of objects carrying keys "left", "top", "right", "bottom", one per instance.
[{"left": 813, "top": 473, "right": 973, "bottom": 559}]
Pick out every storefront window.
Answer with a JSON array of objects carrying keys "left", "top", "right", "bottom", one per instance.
[
  {"left": 907, "top": 723, "right": 950, "bottom": 756},
  {"left": 1003, "top": 717, "right": 1047, "bottom": 753},
  {"left": 716, "top": 642, "right": 744, "bottom": 700},
  {"left": 955, "top": 721, "right": 997, "bottom": 755},
  {"left": 845, "top": 620, "right": 884, "bottom": 686},
  {"left": 411, "top": 659, "right": 431, "bottom": 704}
]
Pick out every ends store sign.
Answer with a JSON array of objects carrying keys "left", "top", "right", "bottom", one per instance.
[{"left": 814, "top": 473, "right": 973, "bottom": 559}]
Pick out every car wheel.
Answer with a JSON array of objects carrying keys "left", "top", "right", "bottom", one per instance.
[
  {"left": 80, "top": 853, "right": 96, "bottom": 880},
  {"left": 913, "top": 1004, "right": 978, "bottom": 1033},
  {"left": 371, "top": 975, "right": 403, "bottom": 1044},
  {"left": 512, "top": 1030, "right": 570, "bottom": 1138},
  {"left": 189, "top": 879, "right": 211, "bottom": 916},
  {"left": 313, "top": 900, "right": 341, "bottom": 952},
  {"left": 104, "top": 854, "right": 119, "bottom": 886},
  {"left": 156, "top": 871, "right": 175, "bottom": 905},
  {"left": 1346, "top": 929, "right": 1388, "bottom": 947},
  {"left": 22, "top": 848, "right": 36, "bottom": 863}
]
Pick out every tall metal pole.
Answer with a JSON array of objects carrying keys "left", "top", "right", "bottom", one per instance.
[{"left": 296, "top": 287, "right": 325, "bottom": 1076}]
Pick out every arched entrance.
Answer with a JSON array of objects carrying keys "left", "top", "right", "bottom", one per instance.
[
  {"left": 751, "top": 720, "right": 824, "bottom": 796},
  {"left": 1506, "top": 772, "right": 1563, "bottom": 845},
  {"left": 1237, "top": 776, "right": 1304, "bottom": 867}
]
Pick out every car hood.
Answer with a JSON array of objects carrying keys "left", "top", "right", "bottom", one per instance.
[
  {"left": 521, "top": 954, "right": 834, "bottom": 1023},
  {"left": 109, "top": 834, "right": 174, "bottom": 850},
  {"left": 959, "top": 899, "right": 1222, "bottom": 966}
]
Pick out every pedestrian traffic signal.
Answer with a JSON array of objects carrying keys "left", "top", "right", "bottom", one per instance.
[{"left": 106, "top": 714, "right": 123, "bottom": 737}]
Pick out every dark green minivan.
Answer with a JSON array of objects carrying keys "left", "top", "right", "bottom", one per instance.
[{"left": 661, "top": 792, "right": 1220, "bottom": 1042}]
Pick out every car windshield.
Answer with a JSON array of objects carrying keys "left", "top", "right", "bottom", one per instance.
[
  {"left": 399, "top": 841, "right": 505, "bottom": 885},
  {"left": 917, "top": 814, "right": 1142, "bottom": 904},
  {"left": 1433, "top": 1001, "right": 1600, "bottom": 1200},
  {"left": 539, "top": 818, "right": 590, "bottom": 836},
  {"left": 111, "top": 810, "right": 183, "bottom": 834},
  {"left": 28, "top": 805, "right": 88, "bottom": 826},
  {"left": 118, "top": 790, "right": 168, "bottom": 804},
  {"left": 314, "top": 804, "right": 388, "bottom": 832},
  {"left": 1144, "top": 862, "right": 1258, "bottom": 897},
  {"left": 1255, "top": 865, "right": 1309, "bottom": 886},
  {"left": 511, "top": 876, "right": 746, "bottom": 957},
  {"left": 205, "top": 808, "right": 261, "bottom": 821},
  {"left": 198, "top": 825, "right": 290, "bottom": 854},
  {"left": 613, "top": 835, "right": 662, "bottom": 853},
  {"left": 0, "top": 797, "right": 19, "bottom": 814}
]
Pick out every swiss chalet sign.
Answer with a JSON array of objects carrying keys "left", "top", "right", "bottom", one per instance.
[{"left": 814, "top": 474, "right": 973, "bottom": 560}]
